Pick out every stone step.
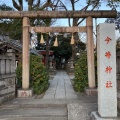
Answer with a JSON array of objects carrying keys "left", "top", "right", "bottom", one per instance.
[
  {"left": 0, "top": 99, "right": 67, "bottom": 108},
  {"left": 0, "top": 99, "right": 68, "bottom": 120},
  {"left": 0, "top": 116, "right": 67, "bottom": 120},
  {"left": 0, "top": 103, "right": 67, "bottom": 109},
  {"left": 0, "top": 107, "right": 67, "bottom": 120},
  {"left": 0, "top": 85, "right": 15, "bottom": 95},
  {"left": 0, "top": 85, "right": 6, "bottom": 90},
  {"left": 0, "top": 92, "right": 15, "bottom": 105}
]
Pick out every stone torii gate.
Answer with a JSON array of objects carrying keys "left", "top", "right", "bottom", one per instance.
[{"left": 0, "top": 10, "right": 117, "bottom": 97}]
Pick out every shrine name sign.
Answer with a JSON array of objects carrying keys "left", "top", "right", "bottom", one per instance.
[{"left": 97, "top": 23, "right": 117, "bottom": 117}]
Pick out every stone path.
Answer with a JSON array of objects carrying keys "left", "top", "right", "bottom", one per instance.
[{"left": 43, "top": 70, "right": 77, "bottom": 99}]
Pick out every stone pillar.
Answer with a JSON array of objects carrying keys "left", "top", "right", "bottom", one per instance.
[
  {"left": 1, "top": 59, "right": 5, "bottom": 74},
  {"left": 6, "top": 59, "right": 11, "bottom": 73},
  {"left": 49, "top": 56, "right": 53, "bottom": 69},
  {"left": 49, "top": 61, "right": 53, "bottom": 68},
  {"left": 86, "top": 17, "right": 95, "bottom": 88},
  {"left": 91, "top": 23, "right": 117, "bottom": 119},
  {"left": 22, "top": 17, "right": 30, "bottom": 90},
  {"left": 7, "top": 49, "right": 15, "bottom": 73},
  {"left": 17, "top": 17, "right": 33, "bottom": 98}
]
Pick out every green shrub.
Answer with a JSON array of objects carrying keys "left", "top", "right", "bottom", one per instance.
[
  {"left": 73, "top": 52, "right": 88, "bottom": 92},
  {"left": 73, "top": 52, "right": 97, "bottom": 92},
  {"left": 16, "top": 54, "right": 49, "bottom": 94}
]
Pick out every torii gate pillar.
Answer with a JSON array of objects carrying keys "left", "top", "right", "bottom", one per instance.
[
  {"left": 22, "top": 17, "right": 30, "bottom": 89},
  {"left": 17, "top": 17, "right": 33, "bottom": 97},
  {"left": 85, "top": 16, "right": 96, "bottom": 95}
]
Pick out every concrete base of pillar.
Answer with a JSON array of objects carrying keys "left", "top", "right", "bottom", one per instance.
[
  {"left": 91, "top": 111, "right": 120, "bottom": 120},
  {"left": 17, "top": 89, "right": 33, "bottom": 98},
  {"left": 85, "top": 88, "right": 97, "bottom": 95}
]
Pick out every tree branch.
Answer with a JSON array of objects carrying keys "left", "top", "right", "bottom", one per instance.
[
  {"left": 33, "top": 0, "right": 40, "bottom": 9},
  {"left": 12, "top": 0, "right": 21, "bottom": 11},
  {"left": 77, "top": 0, "right": 100, "bottom": 25},
  {"left": 28, "top": 0, "right": 34, "bottom": 10},
  {"left": 58, "top": 0, "right": 71, "bottom": 26},
  {"left": 52, "top": 0, "right": 60, "bottom": 10},
  {"left": 74, "top": 0, "right": 79, "bottom": 3},
  {"left": 18, "top": 0, "right": 23, "bottom": 10},
  {"left": 40, "top": 0, "right": 51, "bottom": 10},
  {"left": 70, "top": 0, "right": 75, "bottom": 11}
]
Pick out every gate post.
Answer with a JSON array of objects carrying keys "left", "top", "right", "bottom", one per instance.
[
  {"left": 22, "top": 17, "right": 30, "bottom": 90},
  {"left": 86, "top": 16, "right": 96, "bottom": 89},
  {"left": 17, "top": 17, "right": 33, "bottom": 97}
]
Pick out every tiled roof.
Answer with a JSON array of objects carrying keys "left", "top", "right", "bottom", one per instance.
[
  {"left": 0, "top": 35, "right": 44, "bottom": 58},
  {"left": 0, "top": 36, "right": 22, "bottom": 52}
]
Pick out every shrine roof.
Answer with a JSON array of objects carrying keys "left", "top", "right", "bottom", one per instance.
[{"left": 0, "top": 35, "right": 44, "bottom": 58}]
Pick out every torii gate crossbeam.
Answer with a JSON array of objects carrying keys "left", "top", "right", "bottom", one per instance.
[
  {"left": 0, "top": 10, "right": 116, "bottom": 18},
  {"left": 29, "top": 26, "right": 86, "bottom": 33}
]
